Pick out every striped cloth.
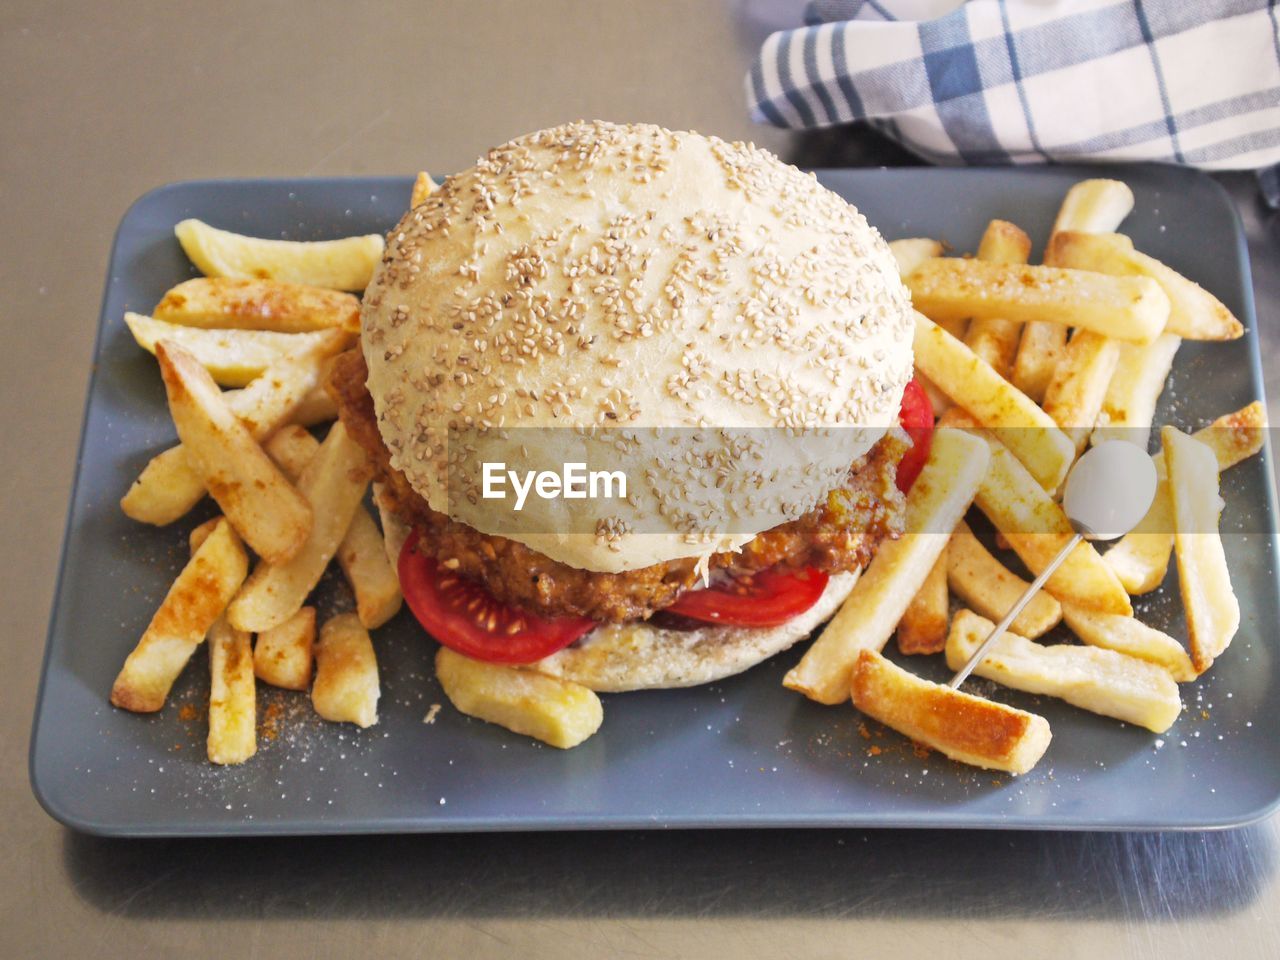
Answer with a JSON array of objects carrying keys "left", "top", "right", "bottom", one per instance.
[{"left": 747, "top": 0, "right": 1280, "bottom": 170}]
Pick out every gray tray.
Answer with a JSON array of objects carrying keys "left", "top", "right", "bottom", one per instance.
[{"left": 29, "top": 166, "right": 1280, "bottom": 835}]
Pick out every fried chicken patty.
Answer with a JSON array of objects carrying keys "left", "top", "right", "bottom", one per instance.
[{"left": 330, "top": 349, "right": 907, "bottom": 622}]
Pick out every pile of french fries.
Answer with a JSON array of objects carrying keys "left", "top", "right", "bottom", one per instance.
[
  {"left": 112, "top": 174, "right": 605, "bottom": 761},
  {"left": 792, "top": 178, "right": 1263, "bottom": 775},
  {"left": 111, "top": 216, "right": 406, "bottom": 764}
]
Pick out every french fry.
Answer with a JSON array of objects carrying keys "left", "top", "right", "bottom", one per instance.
[
  {"left": 946, "top": 408, "right": 1131, "bottom": 614},
  {"left": 905, "top": 258, "right": 1169, "bottom": 344},
  {"left": 374, "top": 482, "right": 412, "bottom": 569},
  {"left": 913, "top": 313, "right": 1075, "bottom": 491},
  {"left": 1191, "top": 401, "right": 1270, "bottom": 467},
  {"left": 964, "top": 220, "right": 1031, "bottom": 378},
  {"left": 1050, "top": 179, "right": 1135, "bottom": 237},
  {"left": 207, "top": 617, "right": 256, "bottom": 765},
  {"left": 120, "top": 329, "right": 348, "bottom": 526},
  {"left": 1010, "top": 322, "right": 1066, "bottom": 405},
  {"left": 438, "top": 648, "right": 604, "bottom": 749},
  {"left": 227, "top": 423, "right": 372, "bottom": 632},
  {"left": 1047, "top": 231, "right": 1243, "bottom": 341},
  {"left": 1091, "top": 333, "right": 1182, "bottom": 449},
  {"left": 1164, "top": 426, "right": 1240, "bottom": 673},
  {"left": 1013, "top": 179, "right": 1134, "bottom": 401},
  {"left": 896, "top": 546, "right": 949, "bottom": 655},
  {"left": 156, "top": 341, "right": 312, "bottom": 563},
  {"left": 188, "top": 517, "right": 221, "bottom": 554},
  {"left": 946, "top": 610, "right": 1181, "bottom": 733},
  {"left": 889, "top": 238, "right": 943, "bottom": 277},
  {"left": 1040, "top": 331, "right": 1120, "bottom": 452},
  {"left": 266, "top": 425, "right": 403, "bottom": 629},
  {"left": 110, "top": 519, "right": 249, "bottom": 712},
  {"left": 976, "top": 218, "right": 1032, "bottom": 264},
  {"left": 153, "top": 277, "right": 361, "bottom": 333},
  {"left": 1104, "top": 402, "right": 1266, "bottom": 593},
  {"left": 338, "top": 512, "right": 404, "bottom": 629},
  {"left": 125, "top": 312, "right": 351, "bottom": 388},
  {"left": 410, "top": 171, "right": 439, "bottom": 208},
  {"left": 784, "top": 427, "right": 989, "bottom": 704},
  {"left": 850, "top": 650, "right": 1051, "bottom": 775},
  {"left": 254, "top": 606, "right": 316, "bottom": 691},
  {"left": 947, "top": 520, "right": 1062, "bottom": 638},
  {"left": 289, "top": 384, "right": 339, "bottom": 426},
  {"left": 175, "top": 218, "right": 384, "bottom": 291},
  {"left": 1060, "top": 602, "right": 1195, "bottom": 682},
  {"left": 311, "top": 613, "right": 380, "bottom": 727}
]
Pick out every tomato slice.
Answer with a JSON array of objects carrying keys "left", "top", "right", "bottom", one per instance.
[
  {"left": 666, "top": 567, "right": 831, "bottom": 627},
  {"left": 895, "top": 377, "right": 934, "bottom": 493},
  {"left": 398, "top": 533, "right": 595, "bottom": 664}
]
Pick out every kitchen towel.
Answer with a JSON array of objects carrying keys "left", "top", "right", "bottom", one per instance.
[{"left": 747, "top": 0, "right": 1280, "bottom": 169}]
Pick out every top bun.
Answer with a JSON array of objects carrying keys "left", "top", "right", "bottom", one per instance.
[{"left": 361, "top": 121, "right": 913, "bottom": 573}]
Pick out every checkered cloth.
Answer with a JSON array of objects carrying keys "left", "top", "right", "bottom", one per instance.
[{"left": 747, "top": 0, "right": 1280, "bottom": 169}]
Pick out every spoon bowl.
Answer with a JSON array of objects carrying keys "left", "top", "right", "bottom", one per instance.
[{"left": 1061, "top": 440, "right": 1159, "bottom": 541}]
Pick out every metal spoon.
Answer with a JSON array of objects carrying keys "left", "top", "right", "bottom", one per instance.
[{"left": 947, "top": 440, "right": 1158, "bottom": 689}]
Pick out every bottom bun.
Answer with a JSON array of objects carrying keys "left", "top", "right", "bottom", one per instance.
[{"left": 530, "top": 570, "right": 861, "bottom": 692}]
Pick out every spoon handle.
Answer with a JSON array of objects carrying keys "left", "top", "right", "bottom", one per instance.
[{"left": 947, "top": 532, "right": 1083, "bottom": 689}]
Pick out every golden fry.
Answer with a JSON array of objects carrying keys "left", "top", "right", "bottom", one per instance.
[
  {"left": 896, "top": 546, "right": 949, "bottom": 655},
  {"left": 850, "top": 650, "right": 1051, "bottom": 775},
  {"left": 1041, "top": 330, "right": 1120, "bottom": 452},
  {"left": 110, "top": 519, "right": 248, "bottom": 712},
  {"left": 913, "top": 313, "right": 1075, "bottom": 491},
  {"left": 120, "top": 330, "right": 347, "bottom": 526},
  {"left": 785, "top": 428, "right": 989, "bottom": 704},
  {"left": 1047, "top": 231, "right": 1242, "bottom": 341},
  {"left": 125, "top": 312, "right": 350, "bottom": 388},
  {"left": 1163, "top": 426, "right": 1239, "bottom": 673},
  {"left": 207, "top": 617, "right": 256, "bottom": 765},
  {"left": 254, "top": 606, "right": 316, "bottom": 691},
  {"left": 156, "top": 341, "right": 312, "bottom": 563},
  {"left": 1092, "top": 333, "right": 1181, "bottom": 449},
  {"left": 311, "top": 613, "right": 380, "bottom": 727},
  {"left": 946, "top": 610, "right": 1181, "bottom": 733},
  {"left": 153, "top": 277, "right": 360, "bottom": 333},
  {"left": 175, "top": 218, "right": 383, "bottom": 291},
  {"left": 1060, "top": 602, "right": 1195, "bottom": 682},
  {"left": 438, "top": 648, "right": 604, "bottom": 749},
  {"left": 905, "top": 258, "right": 1169, "bottom": 344}
]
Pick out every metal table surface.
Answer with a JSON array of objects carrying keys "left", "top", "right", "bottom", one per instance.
[{"left": 2, "top": 2, "right": 1276, "bottom": 957}]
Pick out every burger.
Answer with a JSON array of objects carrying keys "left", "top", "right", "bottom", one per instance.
[{"left": 328, "top": 121, "right": 928, "bottom": 692}]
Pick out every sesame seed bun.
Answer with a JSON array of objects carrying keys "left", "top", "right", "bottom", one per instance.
[
  {"left": 362, "top": 121, "right": 913, "bottom": 574},
  {"left": 529, "top": 571, "right": 862, "bottom": 691}
]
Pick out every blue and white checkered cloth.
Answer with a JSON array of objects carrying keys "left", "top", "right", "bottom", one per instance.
[{"left": 747, "top": 0, "right": 1280, "bottom": 169}]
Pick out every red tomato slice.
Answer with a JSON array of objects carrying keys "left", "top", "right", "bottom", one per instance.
[
  {"left": 666, "top": 567, "right": 831, "bottom": 627},
  {"left": 398, "top": 534, "right": 595, "bottom": 664},
  {"left": 895, "top": 377, "right": 934, "bottom": 493}
]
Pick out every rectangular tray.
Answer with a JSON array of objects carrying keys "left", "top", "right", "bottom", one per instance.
[{"left": 29, "top": 165, "right": 1280, "bottom": 835}]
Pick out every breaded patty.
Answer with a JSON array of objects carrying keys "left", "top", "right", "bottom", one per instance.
[{"left": 329, "top": 349, "right": 906, "bottom": 622}]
